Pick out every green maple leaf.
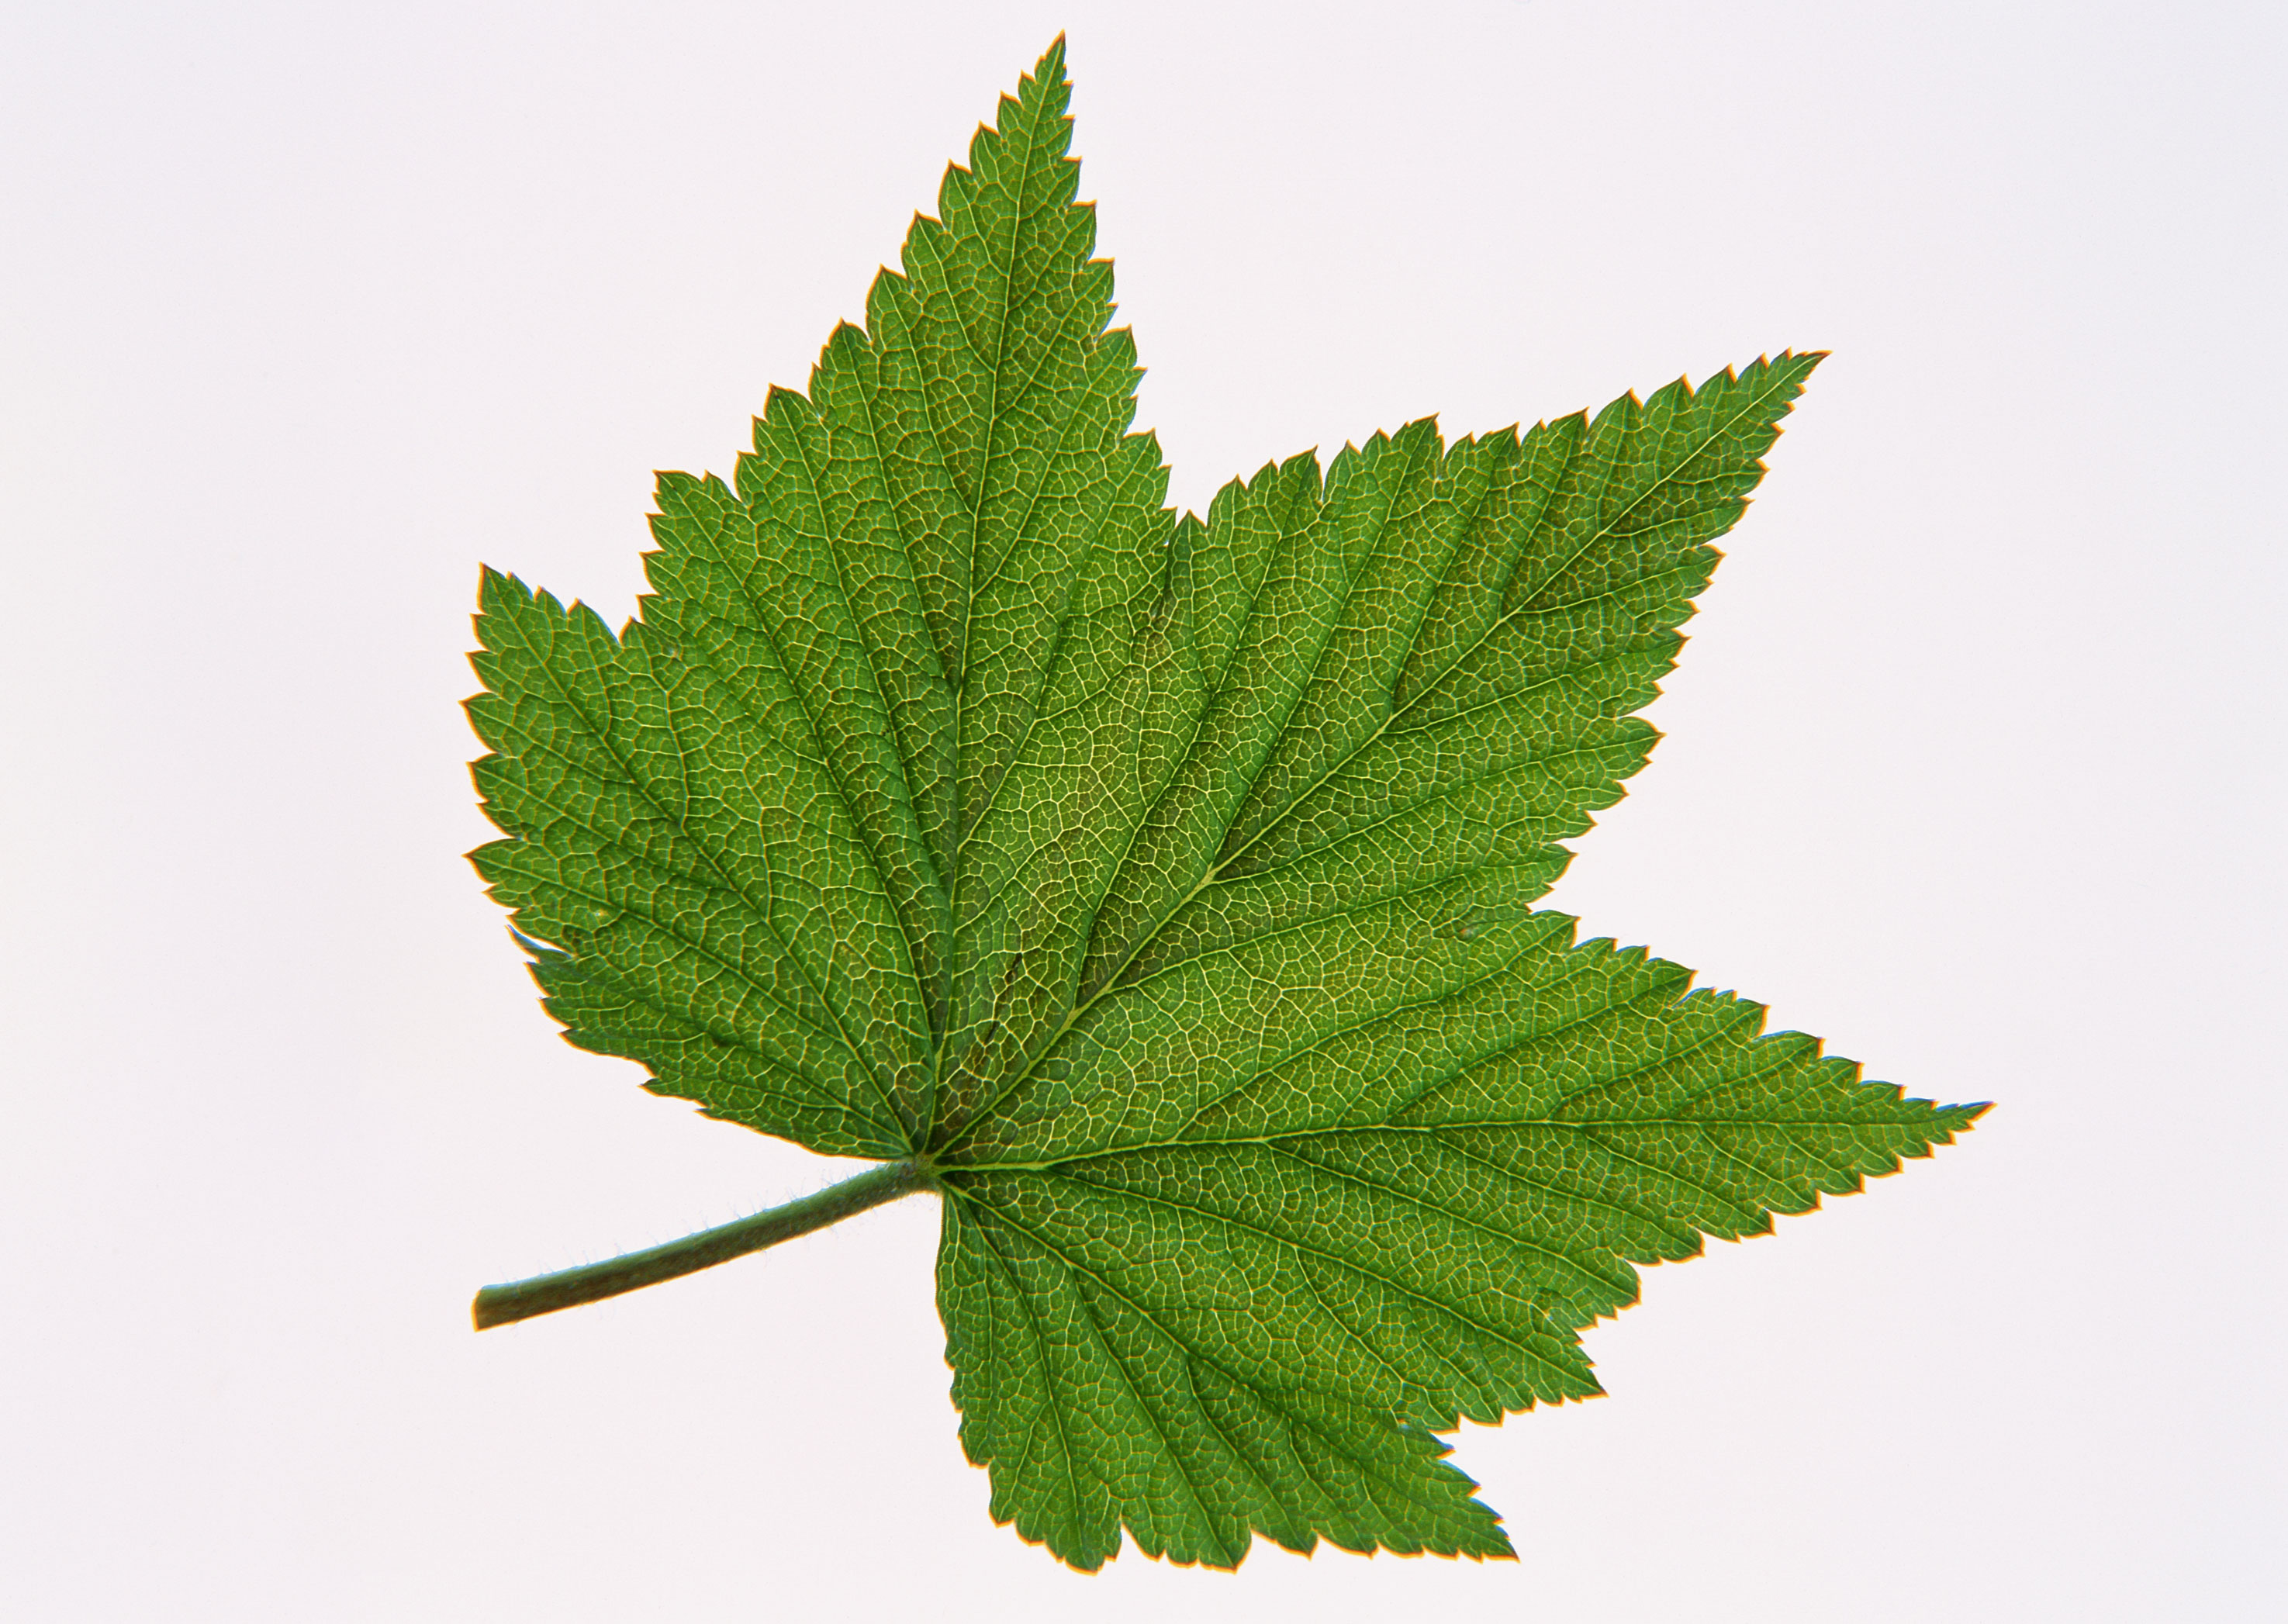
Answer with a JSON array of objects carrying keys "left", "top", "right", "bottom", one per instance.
[{"left": 465, "top": 40, "right": 1985, "bottom": 1571}]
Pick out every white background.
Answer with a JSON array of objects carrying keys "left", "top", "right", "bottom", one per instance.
[{"left": 3, "top": 2, "right": 2281, "bottom": 1618}]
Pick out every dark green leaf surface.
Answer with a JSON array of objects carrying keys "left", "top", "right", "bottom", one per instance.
[{"left": 467, "top": 40, "right": 1984, "bottom": 1570}]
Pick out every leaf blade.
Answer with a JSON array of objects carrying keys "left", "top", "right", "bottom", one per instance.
[{"left": 463, "top": 39, "right": 1982, "bottom": 1577}]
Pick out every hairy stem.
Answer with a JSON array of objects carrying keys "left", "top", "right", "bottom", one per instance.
[{"left": 472, "top": 1159, "right": 933, "bottom": 1330}]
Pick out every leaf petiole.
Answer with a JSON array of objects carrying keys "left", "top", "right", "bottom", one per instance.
[{"left": 471, "top": 1158, "right": 935, "bottom": 1330}]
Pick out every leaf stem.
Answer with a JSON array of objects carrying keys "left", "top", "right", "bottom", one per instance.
[{"left": 471, "top": 1159, "right": 934, "bottom": 1330}]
